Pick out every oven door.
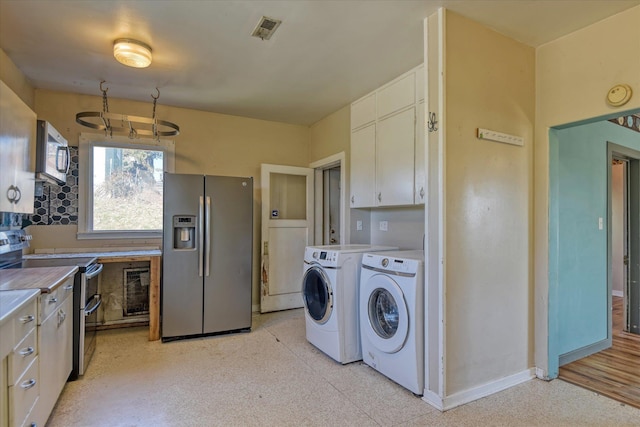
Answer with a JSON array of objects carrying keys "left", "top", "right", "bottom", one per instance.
[{"left": 79, "top": 263, "right": 102, "bottom": 375}]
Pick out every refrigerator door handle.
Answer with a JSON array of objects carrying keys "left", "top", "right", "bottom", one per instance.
[
  {"left": 199, "top": 196, "right": 204, "bottom": 277},
  {"left": 205, "top": 196, "right": 211, "bottom": 277}
]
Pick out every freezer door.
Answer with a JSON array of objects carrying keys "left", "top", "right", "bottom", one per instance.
[
  {"left": 203, "top": 175, "right": 253, "bottom": 334},
  {"left": 162, "top": 173, "right": 205, "bottom": 338}
]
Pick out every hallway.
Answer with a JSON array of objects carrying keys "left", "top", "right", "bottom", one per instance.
[{"left": 559, "top": 296, "right": 640, "bottom": 409}]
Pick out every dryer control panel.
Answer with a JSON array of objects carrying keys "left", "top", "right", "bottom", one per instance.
[{"left": 362, "top": 250, "right": 424, "bottom": 275}]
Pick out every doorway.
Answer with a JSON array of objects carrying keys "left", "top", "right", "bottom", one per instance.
[
  {"left": 311, "top": 152, "right": 347, "bottom": 246},
  {"left": 610, "top": 145, "right": 640, "bottom": 335}
]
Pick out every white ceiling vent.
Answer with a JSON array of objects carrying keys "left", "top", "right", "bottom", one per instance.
[{"left": 251, "top": 16, "right": 282, "bottom": 41}]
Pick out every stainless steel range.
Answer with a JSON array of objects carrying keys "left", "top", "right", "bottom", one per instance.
[{"left": 0, "top": 229, "right": 103, "bottom": 380}]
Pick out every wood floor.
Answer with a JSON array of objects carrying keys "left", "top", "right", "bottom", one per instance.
[{"left": 559, "top": 296, "right": 640, "bottom": 409}]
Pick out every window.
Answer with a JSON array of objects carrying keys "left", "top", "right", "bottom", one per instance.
[{"left": 78, "top": 134, "right": 174, "bottom": 239}]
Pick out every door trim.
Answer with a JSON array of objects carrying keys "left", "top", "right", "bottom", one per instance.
[{"left": 310, "top": 152, "right": 347, "bottom": 245}]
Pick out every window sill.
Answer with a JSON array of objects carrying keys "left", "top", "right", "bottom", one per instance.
[{"left": 76, "top": 231, "right": 162, "bottom": 240}]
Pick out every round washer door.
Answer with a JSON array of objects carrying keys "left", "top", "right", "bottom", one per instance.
[
  {"left": 361, "top": 273, "right": 408, "bottom": 353},
  {"left": 302, "top": 265, "right": 333, "bottom": 324}
]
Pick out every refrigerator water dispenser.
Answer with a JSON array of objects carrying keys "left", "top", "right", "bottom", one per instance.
[{"left": 173, "top": 215, "right": 196, "bottom": 250}]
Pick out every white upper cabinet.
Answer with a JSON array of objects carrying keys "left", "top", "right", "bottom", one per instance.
[
  {"left": 351, "top": 93, "right": 376, "bottom": 130},
  {"left": 0, "top": 80, "right": 36, "bottom": 214},
  {"left": 350, "top": 123, "right": 377, "bottom": 208},
  {"left": 415, "top": 101, "right": 426, "bottom": 204},
  {"left": 376, "top": 107, "right": 415, "bottom": 206},
  {"left": 415, "top": 64, "right": 425, "bottom": 102},
  {"left": 349, "top": 65, "right": 424, "bottom": 208},
  {"left": 377, "top": 73, "right": 415, "bottom": 119}
]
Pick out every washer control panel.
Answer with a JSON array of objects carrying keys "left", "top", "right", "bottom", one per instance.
[{"left": 362, "top": 250, "right": 424, "bottom": 275}]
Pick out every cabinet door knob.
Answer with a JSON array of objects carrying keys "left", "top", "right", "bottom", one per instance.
[
  {"left": 20, "top": 378, "right": 36, "bottom": 389},
  {"left": 14, "top": 185, "right": 21, "bottom": 203},
  {"left": 420, "top": 187, "right": 425, "bottom": 198},
  {"left": 378, "top": 192, "right": 382, "bottom": 202},
  {"left": 19, "top": 347, "right": 35, "bottom": 357},
  {"left": 7, "top": 185, "right": 17, "bottom": 203},
  {"left": 19, "top": 314, "right": 35, "bottom": 324},
  {"left": 351, "top": 195, "right": 354, "bottom": 204}
]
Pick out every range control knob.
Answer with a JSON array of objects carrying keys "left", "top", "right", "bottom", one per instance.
[
  {"left": 381, "top": 258, "right": 389, "bottom": 268},
  {"left": 312, "top": 251, "right": 319, "bottom": 259}
]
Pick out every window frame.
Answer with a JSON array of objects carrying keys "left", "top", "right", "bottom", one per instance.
[{"left": 77, "top": 133, "right": 175, "bottom": 240}]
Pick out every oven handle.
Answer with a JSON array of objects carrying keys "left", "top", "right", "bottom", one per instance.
[
  {"left": 84, "top": 294, "right": 102, "bottom": 316},
  {"left": 85, "top": 263, "right": 104, "bottom": 279}
]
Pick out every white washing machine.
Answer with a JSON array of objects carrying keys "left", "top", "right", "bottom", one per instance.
[
  {"left": 359, "top": 250, "right": 425, "bottom": 394},
  {"left": 302, "top": 244, "right": 397, "bottom": 364}
]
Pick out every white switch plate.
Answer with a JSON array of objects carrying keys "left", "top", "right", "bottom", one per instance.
[
  {"left": 356, "top": 220, "right": 363, "bottom": 231},
  {"left": 598, "top": 217, "right": 603, "bottom": 230},
  {"left": 477, "top": 128, "right": 524, "bottom": 147},
  {"left": 379, "top": 221, "right": 388, "bottom": 231}
]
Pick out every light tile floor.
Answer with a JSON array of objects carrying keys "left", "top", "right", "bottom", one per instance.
[{"left": 48, "top": 309, "right": 640, "bottom": 426}]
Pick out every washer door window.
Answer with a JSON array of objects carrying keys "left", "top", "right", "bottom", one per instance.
[
  {"left": 302, "top": 265, "right": 333, "bottom": 324},
  {"left": 362, "top": 274, "right": 408, "bottom": 353}
]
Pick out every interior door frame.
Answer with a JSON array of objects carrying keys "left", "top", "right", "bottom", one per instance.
[
  {"left": 608, "top": 142, "right": 640, "bottom": 337},
  {"left": 310, "top": 152, "right": 347, "bottom": 245}
]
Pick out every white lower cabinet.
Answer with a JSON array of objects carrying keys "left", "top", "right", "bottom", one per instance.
[
  {"left": 34, "top": 280, "right": 73, "bottom": 426},
  {"left": 2, "top": 296, "right": 38, "bottom": 427}
]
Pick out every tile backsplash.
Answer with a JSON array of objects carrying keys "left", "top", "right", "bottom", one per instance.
[{"left": 30, "top": 146, "right": 79, "bottom": 225}]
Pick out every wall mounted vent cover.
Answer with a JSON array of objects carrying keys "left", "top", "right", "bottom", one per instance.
[{"left": 252, "top": 16, "right": 282, "bottom": 40}]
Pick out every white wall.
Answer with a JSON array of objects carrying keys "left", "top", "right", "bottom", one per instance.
[{"left": 370, "top": 207, "right": 424, "bottom": 249}]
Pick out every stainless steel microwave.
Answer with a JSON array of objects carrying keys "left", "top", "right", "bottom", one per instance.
[{"left": 36, "top": 120, "right": 69, "bottom": 185}]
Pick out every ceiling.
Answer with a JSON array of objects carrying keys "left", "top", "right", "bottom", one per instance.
[{"left": 1, "top": 0, "right": 638, "bottom": 126}]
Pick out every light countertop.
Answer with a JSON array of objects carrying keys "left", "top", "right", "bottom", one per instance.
[
  {"left": 26, "top": 249, "right": 161, "bottom": 259},
  {"left": 0, "top": 288, "right": 40, "bottom": 327},
  {"left": 0, "top": 266, "right": 78, "bottom": 293}
]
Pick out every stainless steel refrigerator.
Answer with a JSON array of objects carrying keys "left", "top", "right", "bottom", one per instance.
[{"left": 162, "top": 173, "right": 253, "bottom": 341}]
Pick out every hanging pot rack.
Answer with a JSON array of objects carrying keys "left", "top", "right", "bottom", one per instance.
[{"left": 75, "top": 81, "right": 180, "bottom": 139}]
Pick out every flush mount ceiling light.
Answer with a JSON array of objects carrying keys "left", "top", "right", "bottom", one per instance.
[{"left": 113, "top": 38, "right": 152, "bottom": 68}]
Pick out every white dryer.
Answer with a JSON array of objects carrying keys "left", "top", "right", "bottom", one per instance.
[
  {"left": 359, "top": 250, "right": 425, "bottom": 394},
  {"left": 302, "top": 245, "right": 397, "bottom": 364}
]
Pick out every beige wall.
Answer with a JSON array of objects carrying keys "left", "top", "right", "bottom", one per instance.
[
  {"left": 0, "top": 48, "right": 34, "bottom": 108},
  {"left": 444, "top": 10, "right": 535, "bottom": 395},
  {"left": 309, "top": 105, "right": 350, "bottom": 164},
  {"left": 29, "top": 89, "right": 310, "bottom": 308},
  {"left": 534, "top": 5, "right": 640, "bottom": 376}
]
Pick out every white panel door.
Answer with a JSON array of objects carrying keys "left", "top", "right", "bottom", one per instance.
[{"left": 261, "top": 164, "right": 314, "bottom": 313}]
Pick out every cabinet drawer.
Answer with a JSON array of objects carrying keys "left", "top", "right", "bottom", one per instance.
[
  {"left": 351, "top": 93, "right": 376, "bottom": 130},
  {"left": 9, "top": 356, "right": 39, "bottom": 427},
  {"left": 40, "top": 277, "right": 73, "bottom": 322},
  {"left": 9, "top": 327, "right": 38, "bottom": 386},
  {"left": 12, "top": 299, "right": 37, "bottom": 346},
  {"left": 377, "top": 73, "right": 415, "bottom": 119}
]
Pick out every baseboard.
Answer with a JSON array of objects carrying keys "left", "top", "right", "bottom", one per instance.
[
  {"left": 535, "top": 367, "right": 550, "bottom": 380},
  {"left": 421, "top": 389, "right": 444, "bottom": 411},
  {"left": 612, "top": 290, "right": 623, "bottom": 298},
  {"left": 252, "top": 304, "right": 260, "bottom": 313},
  {"left": 559, "top": 339, "right": 609, "bottom": 366},
  {"left": 439, "top": 368, "right": 535, "bottom": 411}
]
